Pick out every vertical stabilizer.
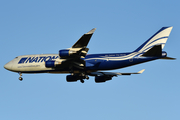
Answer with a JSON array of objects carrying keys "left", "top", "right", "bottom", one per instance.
[{"left": 134, "top": 27, "right": 173, "bottom": 53}]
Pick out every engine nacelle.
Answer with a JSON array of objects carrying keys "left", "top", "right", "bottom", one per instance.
[
  {"left": 95, "top": 76, "right": 112, "bottom": 83},
  {"left": 66, "top": 75, "right": 85, "bottom": 82},
  {"left": 45, "top": 61, "right": 62, "bottom": 68},
  {"left": 59, "top": 49, "right": 77, "bottom": 58}
]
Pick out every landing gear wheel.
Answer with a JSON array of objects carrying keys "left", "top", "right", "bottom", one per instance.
[
  {"left": 80, "top": 79, "right": 84, "bottom": 83},
  {"left": 18, "top": 72, "right": 23, "bottom": 81},
  {"left": 86, "top": 76, "right": 89, "bottom": 80},
  {"left": 19, "top": 77, "right": 23, "bottom": 81}
]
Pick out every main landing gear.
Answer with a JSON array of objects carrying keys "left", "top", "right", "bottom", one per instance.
[
  {"left": 18, "top": 72, "right": 23, "bottom": 81},
  {"left": 69, "top": 72, "right": 89, "bottom": 83},
  {"left": 80, "top": 75, "right": 89, "bottom": 83},
  {"left": 80, "top": 79, "right": 84, "bottom": 83}
]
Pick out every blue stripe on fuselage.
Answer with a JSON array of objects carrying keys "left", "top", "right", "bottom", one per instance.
[
  {"left": 85, "top": 52, "right": 165, "bottom": 70},
  {"left": 85, "top": 53, "right": 132, "bottom": 60},
  {"left": 85, "top": 52, "right": 133, "bottom": 70}
]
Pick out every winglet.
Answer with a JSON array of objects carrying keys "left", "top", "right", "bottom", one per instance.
[
  {"left": 86, "top": 28, "right": 96, "bottom": 34},
  {"left": 137, "top": 69, "right": 145, "bottom": 74}
]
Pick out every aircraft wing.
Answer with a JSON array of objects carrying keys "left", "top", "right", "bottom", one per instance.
[
  {"left": 89, "top": 69, "right": 145, "bottom": 76},
  {"left": 72, "top": 28, "right": 96, "bottom": 48},
  {"left": 58, "top": 28, "right": 96, "bottom": 69}
]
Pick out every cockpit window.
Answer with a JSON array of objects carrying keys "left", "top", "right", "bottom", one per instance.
[{"left": 15, "top": 57, "right": 18, "bottom": 58}]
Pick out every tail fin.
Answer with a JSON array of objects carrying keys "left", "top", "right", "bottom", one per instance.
[{"left": 134, "top": 27, "right": 173, "bottom": 53}]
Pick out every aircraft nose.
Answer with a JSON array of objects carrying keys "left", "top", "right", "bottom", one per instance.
[{"left": 4, "top": 62, "right": 12, "bottom": 70}]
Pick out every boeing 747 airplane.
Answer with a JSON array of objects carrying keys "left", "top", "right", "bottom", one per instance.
[{"left": 4, "top": 27, "right": 175, "bottom": 83}]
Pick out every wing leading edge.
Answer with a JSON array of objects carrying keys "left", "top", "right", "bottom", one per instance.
[{"left": 88, "top": 69, "right": 145, "bottom": 83}]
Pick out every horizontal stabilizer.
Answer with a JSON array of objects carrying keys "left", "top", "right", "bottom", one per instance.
[{"left": 160, "top": 56, "right": 176, "bottom": 60}]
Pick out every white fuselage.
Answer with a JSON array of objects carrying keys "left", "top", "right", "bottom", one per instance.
[{"left": 4, "top": 54, "right": 62, "bottom": 73}]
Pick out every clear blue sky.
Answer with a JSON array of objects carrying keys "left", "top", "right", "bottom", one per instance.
[{"left": 1, "top": 0, "right": 180, "bottom": 120}]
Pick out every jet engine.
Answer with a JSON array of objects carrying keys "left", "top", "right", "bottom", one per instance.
[
  {"left": 59, "top": 49, "right": 77, "bottom": 58},
  {"left": 66, "top": 75, "right": 86, "bottom": 82},
  {"left": 45, "top": 61, "right": 62, "bottom": 68},
  {"left": 95, "top": 76, "right": 112, "bottom": 83},
  {"left": 59, "top": 48, "right": 88, "bottom": 58}
]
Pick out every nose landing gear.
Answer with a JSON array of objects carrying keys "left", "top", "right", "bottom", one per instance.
[
  {"left": 19, "top": 77, "right": 23, "bottom": 81},
  {"left": 18, "top": 72, "right": 23, "bottom": 81}
]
